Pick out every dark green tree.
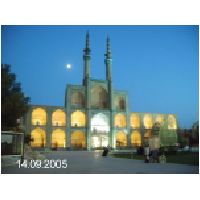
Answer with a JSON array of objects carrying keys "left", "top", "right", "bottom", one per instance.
[{"left": 1, "top": 64, "right": 30, "bottom": 130}]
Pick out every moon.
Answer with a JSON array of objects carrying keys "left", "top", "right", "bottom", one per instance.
[{"left": 66, "top": 64, "right": 71, "bottom": 69}]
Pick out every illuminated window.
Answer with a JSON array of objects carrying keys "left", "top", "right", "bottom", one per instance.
[
  {"left": 168, "top": 115, "right": 177, "bottom": 130},
  {"left": 115, "top": 113, "right": 126, "bottom": 128},
  {"left": 116, "top": 131, "right": 127, "bottom": 147},
  {"left": 115, "top": 96, "right": 126, "bottom": 110},
  {"left": 155, "top": 114, "right": 164, "bottom": 126},
  {"left": 131, "top": 130, "right": 141, "bottom": 147},
  {"left": 71, "top": 130, "right": 86, "bottom": 148},
  {"left": 32, "top": 108, "right": 47, "bottom": 125},
  {"left": 52, "top": 109, "right": 66, "bottom": 126},
  {"left": 91, "top": 113, "right": 110, "bottom": 133},
  {"left": 71, "top": 110, "right": 86, "bottom": 127},
  {"left": 130, "top": 113, "right": 140, "bottom": 128},
  {"left": 31, "top": 128, "right": 46, "bottom": 147},
  {"left": 91, "top": 85, "right": 108, "bottom": 108},
  {"left": 51, "top": 129, "right": 66, "bottom": 148},
  {"left": 71, "top": 91, "right": 85, "bottom": 107},
  {"left": 143, "top": 114, "right": 153, "bottom": 129}
]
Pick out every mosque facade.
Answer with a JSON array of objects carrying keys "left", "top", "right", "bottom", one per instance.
[{"left": 24, "top": 33, "right": 178, "bottom": 150}]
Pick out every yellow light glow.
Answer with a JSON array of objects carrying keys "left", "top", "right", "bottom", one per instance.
[
  {"left": 155, "top": 114, "right": 164, "bottom": 125},
  {"left": 32, "top": 108, "right": 47, "bottom": 126},
  {"left": 130, "top": 113, "right": 140, "bottom": 128},
  {"left": 71, "top": 130, "right": 86, "bottom": 148},
  {"left": 51, "top": 129, "right": 66, "bottom": 148},
  {"left": 31, "top": 128, "right": 46, "bottom": 147},
  {"left": 143, "top": 114, "right": 153, "bottom": 129},
  {"left": 114, "top": 113, "right": 126, "bottom": 128},
  {"left": 131, "top": 130, "right": 141, "bottom": 147},
  {"left": 71, "top": 110, "right": 86, "bottom": 127},
  {"left": 116, "top": 131, "right": 127, "bottom": 147},
  {"left": 168, "top": 114, "right": 177, "bottom": 130},
  {"left": 52, "top": 109, "right": 66, "bottom": 126}
]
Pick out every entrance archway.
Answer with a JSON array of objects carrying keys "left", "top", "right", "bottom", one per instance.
[{"left": 90, "top": 113, "right": 110, "bottom": 148}]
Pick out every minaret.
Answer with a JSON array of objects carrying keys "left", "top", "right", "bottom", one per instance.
[
  {"left": 105, "top": 36, "right": 112, "bottom": 81},
  {"left": 83, "top": 31, "right": 91, "bottom": 85},
  {"left": 105, "top": 36, "right": 114, "bottom": 148}
]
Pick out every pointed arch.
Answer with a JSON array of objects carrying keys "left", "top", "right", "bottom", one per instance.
[
  {"left": 71, "top": 91, "right": 85, "bottom": 107},
  {"left": 31, "top": 128, "right": 46, "bottom": 147},
  {"left": 114, "top": 113, "right": 126, "bottom": 128},
  {"left": 130, "top": 113, "right": 140, "bottom": 128},
  {"left": 52, "top": 109, "right": 66, "bottom": 126},
  {"left": 131, "top": 130, "right": 141, "bottom": 147},
  {"left": 143, "top": 114, "right": 153, "bottom": 129},
  {"left": 51, "top": 129, "right": 66, "bottom": 148},
  {"left": 32, "top": 108, "right": 47, "bottom": 125},
  {"left": 116, "top": 131, "right": 127, "bottom": 147},
  {"left": 71, "top": 130, "right": 86, "bottom": 148},
  {"left": 91, "top": 85, "right": 108, "bottom": 108},
  {"left": 168, "top": 115, "right": 177, "bottom": 129},
  {"left": 71, "top": 110, "right": 86, "bottom": 127}
]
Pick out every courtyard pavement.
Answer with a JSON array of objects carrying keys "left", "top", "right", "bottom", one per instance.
[{"left": 1, "top": 151, "right": 199, "bottom": 174}]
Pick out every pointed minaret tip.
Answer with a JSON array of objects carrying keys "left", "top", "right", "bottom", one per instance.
[{"left": 86, "top": 31, "right": 90, "bottom": 48}]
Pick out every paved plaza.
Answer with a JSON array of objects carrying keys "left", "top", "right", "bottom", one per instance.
[{"left": 1, "top": 151, "right": 199, "bottom": 174}]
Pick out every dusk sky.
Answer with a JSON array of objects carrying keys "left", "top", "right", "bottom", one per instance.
[{"left": 1, "top": 25, "right": 199, "bottom": 128}]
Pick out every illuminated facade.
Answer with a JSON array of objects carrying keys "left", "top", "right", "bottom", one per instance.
[{"left": 25, "top": 32, "right": 178, "bottom": 150}]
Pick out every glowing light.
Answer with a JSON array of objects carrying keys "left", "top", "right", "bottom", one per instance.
[{"left": 66, "top": 64, "right": 71, "bottom": 69}]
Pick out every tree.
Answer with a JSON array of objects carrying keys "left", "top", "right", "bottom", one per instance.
[{"left": 1, "top": 64, "right": 30, "bottom": 130}]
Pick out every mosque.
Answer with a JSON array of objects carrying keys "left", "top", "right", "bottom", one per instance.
[{"left": 24, "top": 32, "right": 178, "bottom": 150}]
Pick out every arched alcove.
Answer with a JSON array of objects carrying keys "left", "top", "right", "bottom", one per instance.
[
  {"left": 91, "top": 85, "right": 108, "bottom": 108},
  {"left": 71, "top": 130, "right": 86, "bottom": 148},
  {"left": 32, "top": 108, "right": 47, "bottom": 125},
  {"left": 116, "top": 131, "right": 127, "bottom": 147},
  {"left": 71, "top": 110, "right": 86, "bottom": 127},
  {"left": 52, "top": 109, "right": 66, "bottom": 126},
  {"left": 114, "top": 113, "right": 126, "bottom": 128},
  {"left": 51, "top": 129, "right": 66, "bottom": 148},
  {"left": 31, "top": 128, "right": 46, "bottom": 147}
]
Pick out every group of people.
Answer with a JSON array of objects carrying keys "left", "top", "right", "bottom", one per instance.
[{"left": 144, "top": 145, "right": 166, "bottom": 163}]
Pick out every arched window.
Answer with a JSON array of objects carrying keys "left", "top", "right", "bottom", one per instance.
[
  {"left": 71, "top": 130, "right": 86, "bottom": 148},
  {"left": 71, "top": 91, "right": 85, "bottom": 107},
  {"left": 115, "top": 96, "right": 126, "bottom": 110},
  {"left": 168, "top": 115, "right": 177, "bottom": 130},
  {"left": 71, "top": 110, "right": 86, "bottom": 127},
  {"left": 143, "top": 114, "right": 153, "bottom": 129},
  {"left": 51, "top": 129, "right": 66, "bottom": 148},
  {"left": 116, "top": 131, "right": 127, "bottom": 147},
  {"left": 52, "top": 109, "right": 66, "bottom": 126},
  {"left": 91, "top": 85, "right": 108, "bottom": 108},
  {"left": 130, "top": 113, "right": 140, "bottom": 128},
  {"left": 31, "top": 128, "right": 46, "bottom": 147},
  {"left": 155, "top": 114, "right": 164, "bottom": 126},
  {"left": 131, "top": 130, "right": 141, "bottom": 147},
  {"left": 32, "top": 108, "right": 47, "bottom": 125},
  {"left": 115, "top": 113, "right": 126, "bottom": 128},
  {"left": 91, "top": 113, "right": 110, "bottom": 133}
]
